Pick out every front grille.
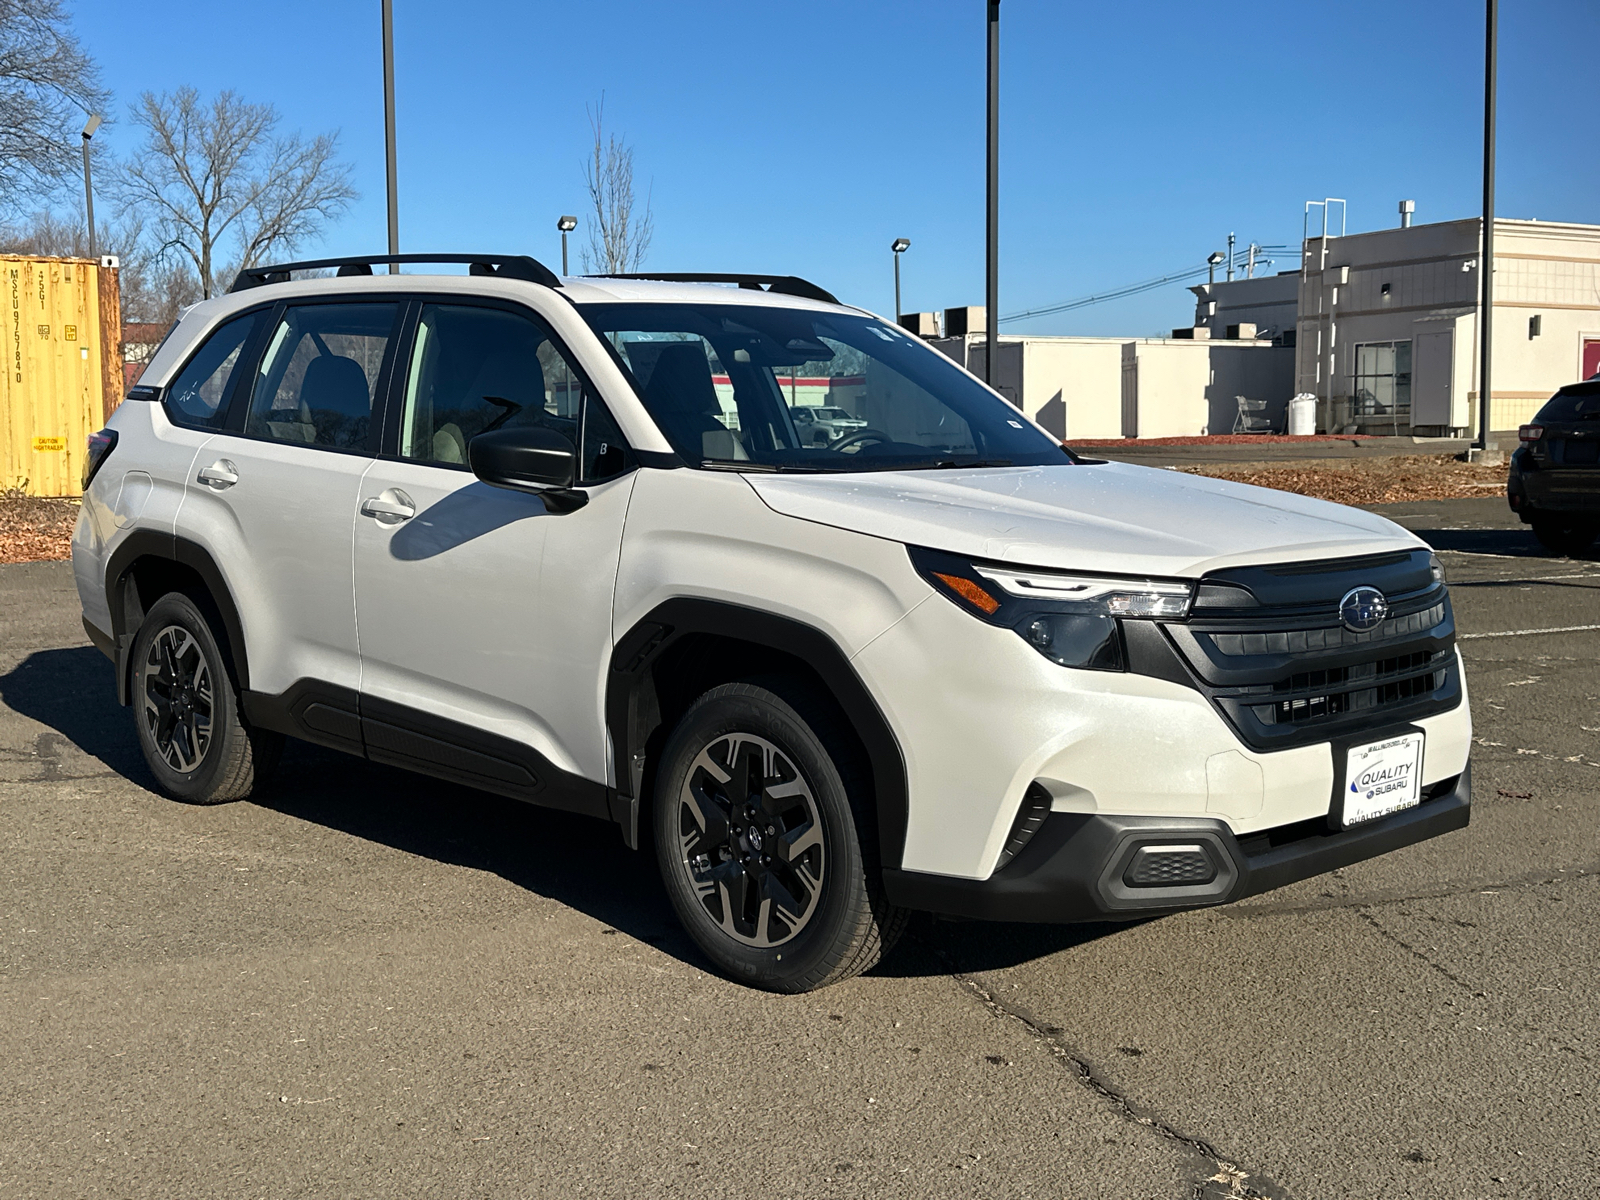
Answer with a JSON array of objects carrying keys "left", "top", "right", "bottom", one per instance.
[
  {"left": 1206, "top": 603, "right": 1445, "bottom": 657},
  {"left": 1142, "top": 550, "right": 1463, "bottom": 752},
  {"left": 1254, "top": 649, "right": 1446, "bottom": 726}
]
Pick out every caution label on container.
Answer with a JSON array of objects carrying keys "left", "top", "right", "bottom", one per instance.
[{"left": 32, "top": 437, "right": 66, "bottom": 452}]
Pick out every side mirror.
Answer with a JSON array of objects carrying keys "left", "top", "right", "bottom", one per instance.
[{"left": 468, "top": 426, "right": 588, "bottom": 513}]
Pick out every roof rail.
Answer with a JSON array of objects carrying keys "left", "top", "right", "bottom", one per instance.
[
  {"left": 229, "top": 253, "right": 561, "bottom": 293},
  {"left": 587, "top": 272, "right": 839, "bottom": 306}
]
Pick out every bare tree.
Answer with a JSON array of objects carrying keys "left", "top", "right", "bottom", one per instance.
[
  {"left": 580, "top": 99, "right": 652, "bottom": 275},
  {"left": 114, "top": 87, "right": 356, "bottom": 298},
  {"left": 0, "top": 0, "right": 111, "bottom": 214}
]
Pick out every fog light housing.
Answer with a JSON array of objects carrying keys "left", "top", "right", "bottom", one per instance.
[{"left": 1123, "top": 843, "right": 1217, "bottom": 887}]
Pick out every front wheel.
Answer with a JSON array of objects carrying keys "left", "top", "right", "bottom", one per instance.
[
  {"left": 653, "top": 682, "right": 906, "bottom": 992},
  {"left": 131, "top": 592, "right": 282, "bottom": 804},
  {"left": 1532, "top": 517, "right": 1598, "bottom": 556}
]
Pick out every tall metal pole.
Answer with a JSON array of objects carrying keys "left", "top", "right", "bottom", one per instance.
[
  {"left": 80, "top": 136, "right": 96, "bottom": 258},
  {"left": 985, "top": 0, "right": 1000, "bottom": 387},
  {"left": 562, "top": 231, "right": 569, "bottom": 275},
  {"left": 382, "top": 0, "right": 400, "bottom": 272},
  {"left": 1476, "top": 0, "right": 1497, "bottom": 449},
  {"left": 979, "top": 0, "right": 992, "bottom": 385},
  {"left": 894, "top": 250, "right": 902, "bottom": 321},
  {"left": 1226, "top": 231, "right": 1235, "bottom": 282}
]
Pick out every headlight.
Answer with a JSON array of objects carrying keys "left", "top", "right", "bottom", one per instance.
[
  {"left": 1428, "top": 553, "right": 1445, "bottom": 584},
  {"left": 908, "top": 547, "right": 1195, "bottom": 672}
]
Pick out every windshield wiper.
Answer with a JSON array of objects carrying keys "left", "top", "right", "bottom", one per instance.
[
  {"left": 889, "top": 458, "right": 1014, "bottom": 471},
  {"left": 700, "top": 460, "right": 848, "bottom": 473}
]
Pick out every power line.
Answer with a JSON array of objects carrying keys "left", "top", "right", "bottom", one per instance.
[
  {"left": 1000, "top": 241, "right": 1308, "bottom": 325},
  {"left": 999, "top": 263, "right": 1211, "bottom": 324}
]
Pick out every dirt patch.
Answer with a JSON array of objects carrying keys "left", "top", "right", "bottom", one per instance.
[
  {"left": 0, "top": 490, "right": 80, "bottom": 563},
  {"left": 1179, "top": 454, "right": 1506, "bottom": 506},
  {"left": 1072, "top": 434, "right": 1378, "bottom": 448}
]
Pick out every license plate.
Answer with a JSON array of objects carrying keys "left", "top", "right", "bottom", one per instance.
[{"left": 1341, "top": 732, "right": 1424, "bottom": 827}]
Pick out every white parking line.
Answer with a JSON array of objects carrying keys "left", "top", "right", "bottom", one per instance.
[{"left": 1461, "top": 624, "right": 1600, "bottom": 640}]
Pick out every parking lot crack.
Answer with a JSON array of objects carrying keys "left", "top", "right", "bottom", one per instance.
[
  {"left": 933, "top": 949, "right": 1289, "bottom": 1199},
  {"left": 1355, "top": 909, "right": 1477, "bottom": 994}
]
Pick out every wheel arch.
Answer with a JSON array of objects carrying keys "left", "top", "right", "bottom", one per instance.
[
  {"left": 103, "top": 531, "right": 250, "bottom": 706},
  {"left": 606, "top": 598, "right": 910, "bottom": 869}
]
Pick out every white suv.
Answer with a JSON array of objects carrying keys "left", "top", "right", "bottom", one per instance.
[{"left": 72, "top": 254, "right": 1472, "bottom": 992}]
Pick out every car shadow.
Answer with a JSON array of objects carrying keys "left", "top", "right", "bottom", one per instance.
[
  {"left": 0, "top": 647, "right": 1114, "bottom": 980},
  {"left": 0, "top": 646, "right": 146, "bottom": 779}
]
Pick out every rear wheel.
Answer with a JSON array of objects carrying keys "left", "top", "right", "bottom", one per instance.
[
  {"left": 653, "top": 681, "right": 906, "bottom": 992},
  {"left": 1532, "top": 516, "right": 1598, "bottom": 556},
  {"left": 131, "top": 592, "right": 282, "bottom": 804}
]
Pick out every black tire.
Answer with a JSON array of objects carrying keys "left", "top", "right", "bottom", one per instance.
[
  {"left": 130, "top": 591, "right": 282, "bottom": 804},
  {"left": 653, "top": 681, "right": 907, "bottom": 992},
  {"left": 1532, "top": 517, "right": 1598, "bottom": 556}
]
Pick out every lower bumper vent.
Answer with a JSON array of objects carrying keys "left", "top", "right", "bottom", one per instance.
[
  {"left": 995, "top": 783, "right": 1053, "bottom": 872},
  {"left": 1123, "top": 843, "right": 1218, "bottom": 887}
]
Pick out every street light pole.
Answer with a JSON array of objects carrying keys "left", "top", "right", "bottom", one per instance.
[
  {"left": 558, "top": 216, "right": 578, "bottom": 276},
  {"left": 985, "top": 0, "right": 1000, "bottom": 386},
  {"left": 80, "top": 114, "right": 102, "bottom": 258},
  {"left": 1476, "top": 0, "right": 1497, "bottom": 450},
  {"left": 382, "top": 0, "right": 400, "bottom": 272},
  {"left": 891, "top": 238, "right": 910, "bottom": 321}
]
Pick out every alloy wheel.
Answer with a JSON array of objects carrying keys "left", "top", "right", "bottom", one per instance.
[
  {"left": 676, "top": 733, "right": 826, "bottom": 948},
  {"left": 140, "top": 625, "right": 214, "bottom": 773}
]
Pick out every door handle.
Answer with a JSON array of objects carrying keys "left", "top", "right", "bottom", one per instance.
[
  {"left": 361, "top": 489, "right": 416, "bottom": 524},
  {"left": 197, "top": 460, "right": 239, "bottom": 488}
]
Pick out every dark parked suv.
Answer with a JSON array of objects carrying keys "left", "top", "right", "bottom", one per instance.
[{"left": 1508, "top": 380, "right": 1600, "bottom": 554}]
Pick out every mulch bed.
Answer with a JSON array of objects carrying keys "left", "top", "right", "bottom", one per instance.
[
  {"left": 0, "top": 493, "right": 80, "bottom": 563},
  {"left": 1070, "top": 434, "right": 1380, "bottom": 448},
  {"left": 1178, "top": 455, "right": 1507, "bottom": 506}
]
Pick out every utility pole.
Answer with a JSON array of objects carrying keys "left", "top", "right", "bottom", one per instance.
[
  {"left": 985, "top": 0, "right": 1000, "bottom": 387},
  {"left": 1476, "top": 0, "right": 1498, "bottom": 451},
  {"left": 382, "top": 0, "right": 400, "bottom": 272},
  {"left": 1226, "top": 231, "right": 1235, "bottom": 282}
]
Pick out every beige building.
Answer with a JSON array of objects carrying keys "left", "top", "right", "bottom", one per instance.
[{"left": 1291, "top": 217, "right": 1600, "bottom": 436}]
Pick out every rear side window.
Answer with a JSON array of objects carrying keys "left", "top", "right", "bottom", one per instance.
[
  {"left": 245, "top": 303, "right": 399, "bottom": 450},
  {"left": 1535, "top": 389, "right": 1600, "bottom": 423},
  {"left": 162, "top": 312, "right": 260, "bottom": 430}
]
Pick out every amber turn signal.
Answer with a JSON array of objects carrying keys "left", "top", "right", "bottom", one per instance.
[{"left": 933, "top": 572, "right": 1000, "bottom": 615}]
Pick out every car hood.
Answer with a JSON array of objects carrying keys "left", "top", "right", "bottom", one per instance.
[{"left": 744, "top": 461, "right": 1426, "bottom": 578}]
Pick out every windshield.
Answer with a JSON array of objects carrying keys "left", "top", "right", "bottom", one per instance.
[{"left": 578, "top": 303, "right": 1069, "bottom": 471}]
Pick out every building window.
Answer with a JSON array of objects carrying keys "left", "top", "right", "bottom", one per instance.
[{"left": 1353, "top": 341, "right": 1412, "bottom": 418}]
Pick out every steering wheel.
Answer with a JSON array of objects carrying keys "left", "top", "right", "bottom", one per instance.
[{"left": 828, "top": 428, "right": 893, "bottom": 454}]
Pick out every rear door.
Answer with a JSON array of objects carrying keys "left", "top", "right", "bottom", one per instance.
[
  {"left": 179, "top": 299, "right": 401, "bottom": 740},
  {"left": 351, "top": 297, "right": 636, "bottom": 813}
]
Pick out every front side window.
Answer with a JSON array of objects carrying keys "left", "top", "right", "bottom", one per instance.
[
  {"left": 578, "top": 303, "right": 1068, "bottom": 472},
  {"left": 162, "top": 311, "right": 261, "bottom": 430},
  {"left": 397, "top": 303, "right": 632, "bottom": 483},
  {"left": 245, "top": 303, "right": 398, "bottom": 450},
  {"left": 1353, "top": 341, "right": 1412, "bottom": 419}
]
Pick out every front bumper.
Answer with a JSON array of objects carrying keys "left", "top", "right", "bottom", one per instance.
[{"left": 882, "top": 764, "right": 1470, "bottom": 922}]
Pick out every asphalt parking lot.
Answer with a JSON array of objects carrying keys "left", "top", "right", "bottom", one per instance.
[{"left": 1, "top": 496, "right": 1595, "bottom": 1199}]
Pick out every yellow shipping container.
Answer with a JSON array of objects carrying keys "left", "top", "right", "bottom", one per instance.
[{"left": 1, "top": 254, "right": 124, "bottom": 497}]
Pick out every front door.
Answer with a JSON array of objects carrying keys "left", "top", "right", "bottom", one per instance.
[
  {"left": 1583, "top": 338, "right": 1600, "bottom": 381},
  {"left": 180, "top": 300, "right": 400, "bottom": 740},
  {"left": 352, "top": 299, "right": 637, "bottom": 814}
]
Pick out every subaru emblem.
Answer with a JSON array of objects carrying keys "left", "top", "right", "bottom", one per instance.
[{"left": 1339, "top": 586, "right": 1389, "bottom": 633}]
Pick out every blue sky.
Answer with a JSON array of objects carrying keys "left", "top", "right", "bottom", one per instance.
[{"left": 71, "top": 0, "right": 1600, "bottom": 336}]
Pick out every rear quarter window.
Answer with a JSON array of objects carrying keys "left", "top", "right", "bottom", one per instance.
[
  {"left": 1535, "top": 389, "right": 1600, "bottom": 423},
  {"left": 161, "top": 312, "right": 262, "bottom": 431}
]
